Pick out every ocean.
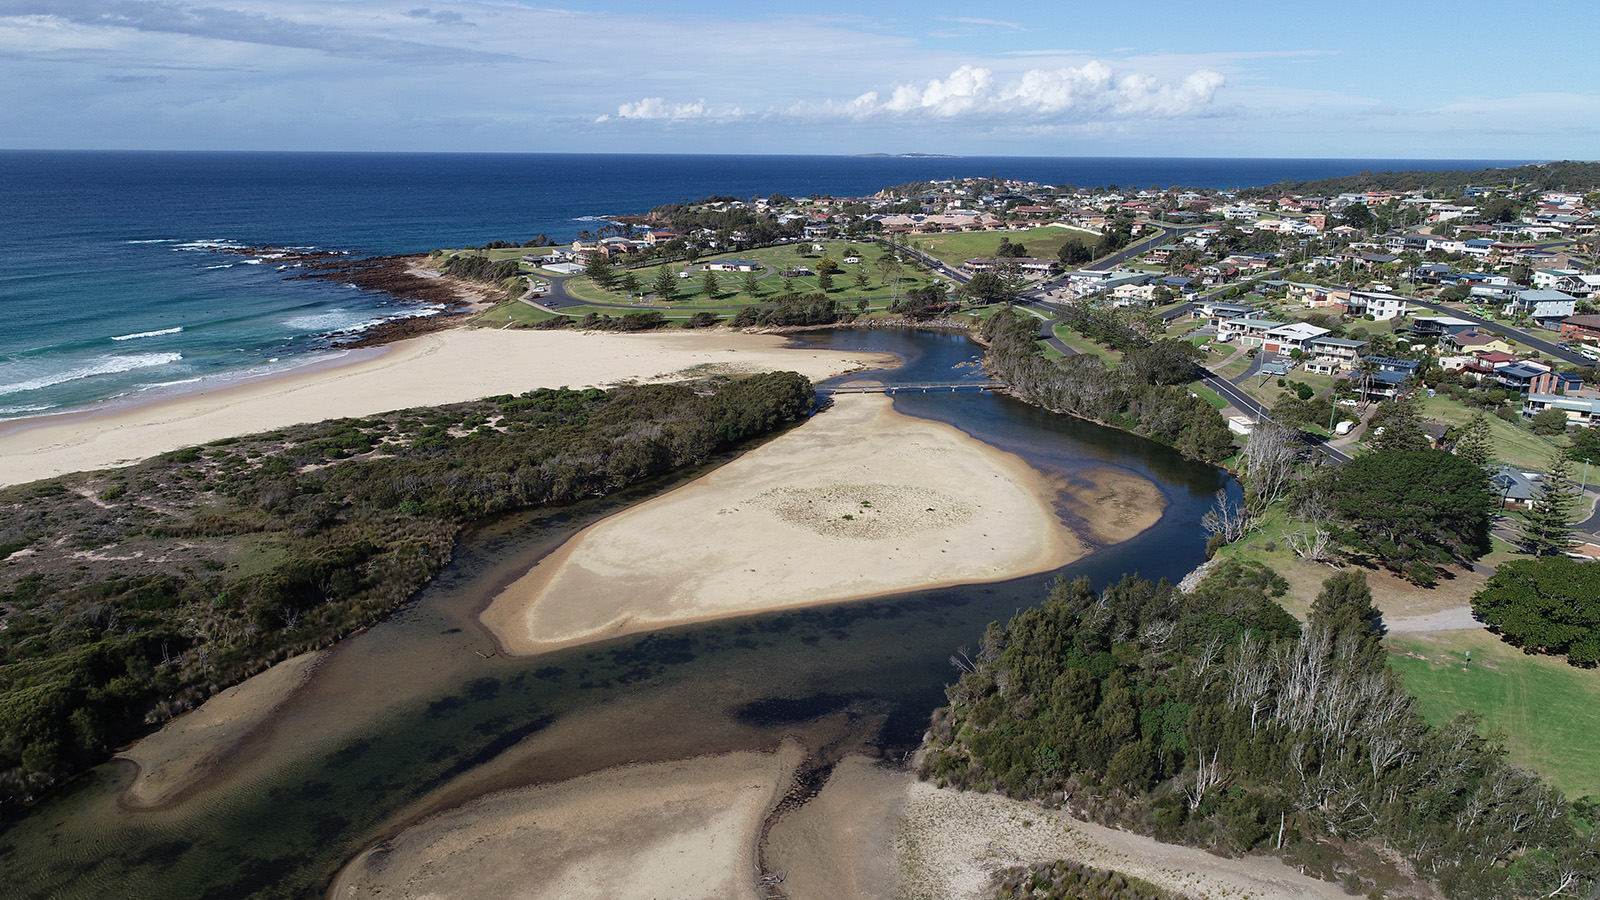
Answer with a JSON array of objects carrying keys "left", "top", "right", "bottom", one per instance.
[{"left": 0, "top": 151, "right": 1526, "bottom": 420}]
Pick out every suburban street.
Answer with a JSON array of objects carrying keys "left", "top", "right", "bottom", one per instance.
[{"left": 1406, "top": 296, "right": 1591, "bottom": 366}]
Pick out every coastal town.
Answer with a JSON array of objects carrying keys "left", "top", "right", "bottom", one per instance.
[
  {"left": 473, "top": 168, "right": 1600, "bottom": 551},
  {"left": 5, "top": 162, "right": 1600, "bottom": 900}
]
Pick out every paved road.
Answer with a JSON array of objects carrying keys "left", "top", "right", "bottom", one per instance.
[{"left": 1406, "top": 297, "right": 1591, "bottom": 366}]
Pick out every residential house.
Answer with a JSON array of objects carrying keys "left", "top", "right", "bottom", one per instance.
[
  {"left": 1503, "top": 289, "right": 1578, "bottom": 325},
  {"left": 1530, "top": 371, "right": 1586, "bottom": 395},
  {"left": 1560, "top": 314, "right": 1600, "bottom": 341},
  {"left": 1486, "top": 465, "right": 1539, "bottom": 510},
  {"left": 1193, "top": 301, "right": 1255, "bottom": 326},
  {"left": 1443, "top": 331, "right": 1517, "bottom": 356},
  {"left": 1354, "top": 356, "right": 1419, "bottom": 399},
  {"left": 1524, "top": 393, "right": 1600, "bottom": 427},
  {"left": 1304, "top": 336, "right": 1367, "bottom": 375},
  {"left": 1261, "top": 321, "right": 1331, "bottom": 356},
  {"left": 1493, "top": 361, "right": 1552, "bottom": 393},
  {"left": 1344, "top": 290, "right": 1409, "bottom": 321},
  {"left": 1219, "top": 317, "right": 1285, "bottom": 347},
  {"left": 1409, "top": 316, "right": 1480, "bottom": 342}
]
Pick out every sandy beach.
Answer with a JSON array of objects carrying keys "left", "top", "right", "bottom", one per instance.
[
  {"left": 0, "top": 328, "right": 895, "bottom": 487},
  {"left": 335, "top": 749, "right": 1354, "bottom": 900},
  {"left": 480, "top": 393, "right": 1160, "bottom": 655}
]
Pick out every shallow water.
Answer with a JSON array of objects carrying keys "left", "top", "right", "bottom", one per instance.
[{"left": 0, "top": 328, "right": 1231, "bottom": 900}]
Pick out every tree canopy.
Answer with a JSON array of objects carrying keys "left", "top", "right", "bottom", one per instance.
[
  {"left": 1473, "top": 555, "right": 1600, "bottom": 666},
  {"left": 1322, "top": 449, "right": 1492, "bottom": 583}
]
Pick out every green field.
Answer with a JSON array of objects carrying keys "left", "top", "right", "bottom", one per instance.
[
  {"left": 1420, "top": 395, "right": 1564, "bottom": 470},
  {"left": 1387, "top": 629, "right": 1600, "bottom": 800},
  {"left": 913, "top": 225, "right": 1098, "bottom": 268}
]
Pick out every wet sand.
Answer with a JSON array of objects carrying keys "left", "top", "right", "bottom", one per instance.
[
  {"left": 481, "top": 394, "right": 1162, "bottom": 655},
  {"left": 0, "top": 329, "right": 894, "bottom": 487}
]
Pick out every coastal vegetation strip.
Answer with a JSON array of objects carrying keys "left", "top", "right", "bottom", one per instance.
[{"left": 0, "top": 372, "right": 814, "bottom": 813}]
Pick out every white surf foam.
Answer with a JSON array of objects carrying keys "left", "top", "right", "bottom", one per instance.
[
  {"left": 111, "top": 326, "right": 183, "bottom": 342},
  {"left": 125, "top": 239, "right": 178, "bottom": 244},
  {"left": 0, "top": 353, "right": 185, "bottom": 397}
]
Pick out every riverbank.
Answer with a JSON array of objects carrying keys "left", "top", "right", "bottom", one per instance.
[
  {"left": 0, "top": 328, "right": 896, "bottom": 487},
  {"left": 480, "top": 393, "right": 1162, "bottom": 655}
]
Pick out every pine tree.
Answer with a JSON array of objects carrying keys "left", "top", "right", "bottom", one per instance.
[
  {"left": 583, "top": 252, "right": 615, "bottom": 289},
  {"left": 1309, "top": 570, "right": 1380, "bottom": 636},
  {"left": 651, "top": 266, "right": 677, "bottom": 301},
  {"left": 853, "top": 268, "right": 870, "bottom": 290},
  {"left": 1520, "top": 451, "right": 1578, "bottom": 556},
  {"left": 1454, "top": 411, "right": 1494, "bottom": 467},
  {"left": 618, "top": 271, "right": 641, "bottom": 297},
  {"left": 741, "top": 271, "right": 760, "bottom": 296},
  {"left": 700, "top": 269, "right": 719, "bottom": 298}
]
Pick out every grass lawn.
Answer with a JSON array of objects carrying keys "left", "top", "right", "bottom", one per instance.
[
  {"left": 471, "top": 300, "right": 563, "bottom": 327},
  {"left": 1214, "top": 353, "right": 1253, "bottom": 380},
  {"left": 570, "top": 242, "right": 942, "bottom": 307},
  {"left": 1051, "top": 323, "right": 1124, "bottom": 364},
  {"left": 1387, "top": 629, "right": 1600, "bottom": 799},
  {"left": 1191, "top": 385, "right": 1228, "bottom": 410},
  {"left": 914, "top": 225, "right": 1097, "bottom": 268},
  {"left": 1419, "top": 395, "right": 1563, "bottom": 470}
]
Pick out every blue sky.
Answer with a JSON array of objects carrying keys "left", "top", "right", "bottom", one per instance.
[{"left": 3, "top": 0, "right": 1598, "bottom": 158}]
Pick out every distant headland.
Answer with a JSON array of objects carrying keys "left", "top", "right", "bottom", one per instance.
[{"left": 851, "top": 152, "right": 960, "bottom": 158}]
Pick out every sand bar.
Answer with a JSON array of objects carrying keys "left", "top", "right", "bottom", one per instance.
[
  {"left": 115, "top": 650, "right": 323, "bottom": 809},
  {"left": 331, "top": 743, "right": 804, "bottom": 900},
  {"left": 0, "top": 328, "right": 895, "bottom": 487},
  {"left": 481, "top": 393, "right": 1141, "bottom": 655}
]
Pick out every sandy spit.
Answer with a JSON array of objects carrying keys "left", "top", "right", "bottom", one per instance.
[
  {"left": 480, "top": 393, "right": 1121, "bottom": 655},
  {"left": 0, "top": 328, "right": 895, "bottom": 488},
  {"left": 114, "top": 650, "right": 324, "bottom": 809},
  {"left": 330, "top": 742, "right": 805, "bottom": 900}
]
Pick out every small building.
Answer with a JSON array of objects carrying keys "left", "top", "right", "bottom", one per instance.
[
  {"left": 1486, "top": 465, "right": 1539, "bottom": 510},
  {"left": 704, "top": 259, "right": 760, "bottom": 272}
]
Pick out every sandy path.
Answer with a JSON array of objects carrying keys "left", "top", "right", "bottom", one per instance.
[
  {"left": 331, "top": 743, "right": 804, "bottom": 900},
  {"left": 893, "top": 777, "right": 1353, "bottom": 900},
  {"left": 0, "top": 328, "right": 894, "bottom": 487},
  {"left": 481, "top": 394, "right": 1158, "bottom": 654},
  {"left": 1384, "top": 606, "right": 1480, "bottom": 632}
]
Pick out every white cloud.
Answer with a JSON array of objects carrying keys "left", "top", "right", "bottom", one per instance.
[
  {"left": 603, "top": 97, "right": 750, "bottom": 123},
  {"left": 597, "top": 61, "right": 1224, "bottom": 130}
]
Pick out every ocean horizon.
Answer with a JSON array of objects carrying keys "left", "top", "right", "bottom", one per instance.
[{"left": 0, "top": 150, "right": 1531, "bottom": 422}]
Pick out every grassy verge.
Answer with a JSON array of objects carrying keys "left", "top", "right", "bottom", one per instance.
[{"left": 1050, "top": 324, "right": 1124, "bottom": 364}]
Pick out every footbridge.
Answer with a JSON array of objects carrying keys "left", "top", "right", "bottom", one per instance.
[{"left": 817, "top": 381, "right": 999, "bottom": 396}]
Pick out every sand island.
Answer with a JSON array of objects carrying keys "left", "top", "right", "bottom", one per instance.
[{"left": 480, "top": 392, "right": 1165, "bottom": 654}]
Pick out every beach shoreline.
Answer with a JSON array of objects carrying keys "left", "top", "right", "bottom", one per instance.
[{"left": 0, "top": 327, "right": 898, "bottom": 488}]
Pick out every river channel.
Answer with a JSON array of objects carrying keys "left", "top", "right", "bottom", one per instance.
[{"left": 0, "top": 328, "right": 1234, "bottom": 899}]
